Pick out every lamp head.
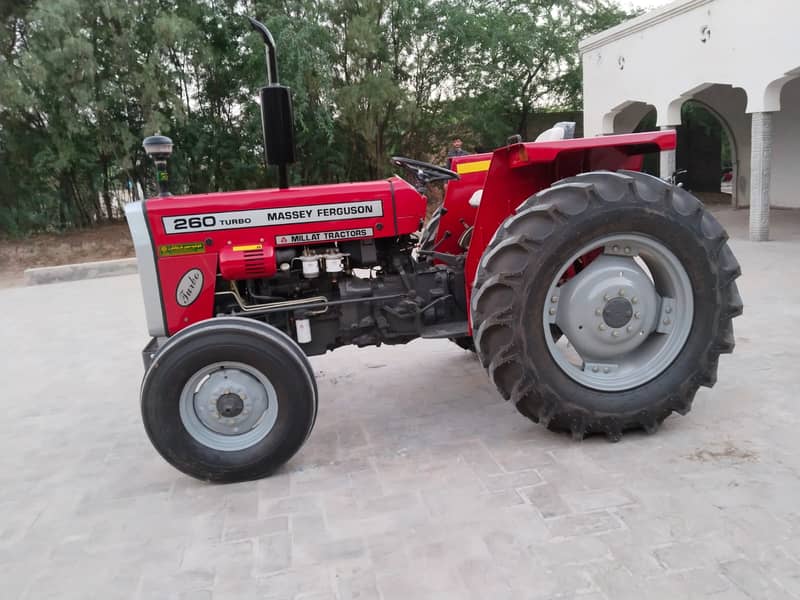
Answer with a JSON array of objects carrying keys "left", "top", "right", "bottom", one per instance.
[{"left": 143, "top": 135, "right": 173, "bottom": 160}]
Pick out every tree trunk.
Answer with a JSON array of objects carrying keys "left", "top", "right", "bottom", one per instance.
[{"left": 102, "top": 158, "right": 114, "bottom": 221}]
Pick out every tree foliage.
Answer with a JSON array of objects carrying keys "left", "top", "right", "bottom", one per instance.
[{"left": 0, "top": 0, "right": 631, "bottom": 235}]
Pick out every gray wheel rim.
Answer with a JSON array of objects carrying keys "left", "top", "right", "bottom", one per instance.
[
  {"left": 543, "top": 234, "right": 694, "bottom": 392},
  {"left": 179, "top": 361, "right": 278, "bottom": 451}
]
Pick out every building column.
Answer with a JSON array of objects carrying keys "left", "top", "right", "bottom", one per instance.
[
  {"left": 749, "top": 112, "right": 773, "bottom": 241},
  {"left": 659, "top": 126, "right": 677, "bottom": 180}
]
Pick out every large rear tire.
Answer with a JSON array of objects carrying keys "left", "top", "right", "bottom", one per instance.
[
  {"left": 471, "top": 170, "right": 742, "bottom": 440},
  {"left": 141, "top": 317, "right": 317, "bottom": 482}
]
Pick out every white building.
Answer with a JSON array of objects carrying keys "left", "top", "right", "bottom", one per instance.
[{"left": 579, "top": 0, "right": 800, "bottom": 241}]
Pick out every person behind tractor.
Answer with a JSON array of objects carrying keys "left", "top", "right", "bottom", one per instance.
[{"left": 446, "top": 137, "right": 470, "bottom": 169}]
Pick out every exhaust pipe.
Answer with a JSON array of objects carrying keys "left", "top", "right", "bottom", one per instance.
[{"left": 248, "top": 17, "right": 295, "bottom": 189}]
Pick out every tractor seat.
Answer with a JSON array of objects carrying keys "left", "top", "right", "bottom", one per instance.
[{"left": 535, "top": 121, "right": 577, "bottom": 142}]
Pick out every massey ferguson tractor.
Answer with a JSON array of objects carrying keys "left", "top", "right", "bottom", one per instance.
[{"left": 126, "top": 18, "right": 742, "bottom": 482}]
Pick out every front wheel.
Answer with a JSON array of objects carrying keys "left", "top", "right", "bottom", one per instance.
[
  {"left": 141, "top": 318, "right": 317, "bottom": 482},
  {"left": 471, "top": 170, "right": 742, "bottom": 440}
]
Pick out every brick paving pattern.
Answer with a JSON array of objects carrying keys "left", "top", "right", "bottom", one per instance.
[{"left": 2, "top": 209, "right": 800, "bottom": 599}]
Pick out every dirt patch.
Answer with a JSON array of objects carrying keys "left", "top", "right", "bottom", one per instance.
[
  {"left": 687, "top": 441, "right": 758, "bottom": 464},
  {"left": 0, "top": 223, "right": 133, "bottom": 288}
]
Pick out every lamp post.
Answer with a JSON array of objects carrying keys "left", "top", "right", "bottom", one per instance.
[{"left": 142, "top": 135, "right": 174, "bottom": 197}]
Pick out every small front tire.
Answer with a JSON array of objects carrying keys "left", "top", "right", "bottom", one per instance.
[{"left": 141, "top": 317, "right": 317, "bottom": 482}]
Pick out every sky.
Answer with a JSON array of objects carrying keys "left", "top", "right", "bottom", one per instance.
[{"left": 621, "top": 0, "right": 671, "bottom": 12}]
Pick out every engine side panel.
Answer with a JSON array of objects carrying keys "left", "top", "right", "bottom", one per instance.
[
  {"left": 158, "top": 253, "right": 219, "bottom": 335},
  {"left": 143, "top": 177, "right": 426, "bottom": 335}
]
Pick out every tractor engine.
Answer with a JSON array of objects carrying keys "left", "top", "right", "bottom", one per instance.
[
  {"left": 130, "top": 161, "right": 468, "bottom": 362},
  {"left": 212, "top": 236, "right": 467, "bottom": 356}
]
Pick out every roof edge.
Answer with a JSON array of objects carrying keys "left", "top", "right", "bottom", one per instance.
[{"left": 579, "top": 0, "right": 714, "bottom": 54}]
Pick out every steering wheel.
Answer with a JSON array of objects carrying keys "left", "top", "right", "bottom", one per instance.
[{"left": 390, "top": 156, "right": 460, "bottom": 187}]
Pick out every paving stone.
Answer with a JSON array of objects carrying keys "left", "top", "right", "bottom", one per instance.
[
  {"left": 334, "top": 562, "right": 381, "bottom": 600},
  {"left": 562, "top": 489, "right": 637, "bottom": 513},
  {"left": 546, "top": 511, "right": 625, "bottom": 539},
  {"left": 254, "top": 533, "right": 292, "bottom": 574},
  {"left": 256, "top": 566, "right": 332, "bottom": 598},
  {"left": 720, "top": 559, "right": 794, "bottom": 598},
  {"left": 2, "top": 214, "right": 800, "bottom": 598},
  {"left": 519, "top": 482, "right": 572, "bottom": 518},
  {"left": 486, "top": 441, "right": 556, "bottom": 472},
  {"left": 528, "top": 536, "right": 613, "bottom": 567},
  {"left": 293, "top": 536, "right": 367, "bottom": 566},
  {"left": 481, "top": 469, "right": 543, "bottom": 492}
]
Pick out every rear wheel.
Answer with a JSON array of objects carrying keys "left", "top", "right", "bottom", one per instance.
[
  {"left": 471, "top": 170, "right": 742, "bottom": 440},
  {"left": 141, "top": 317, "right": 317, "bottom": 482}
]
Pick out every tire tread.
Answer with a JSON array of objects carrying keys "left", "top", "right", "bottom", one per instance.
[{"left": 471, "top": 170, "right": 742, "bottom": 440}]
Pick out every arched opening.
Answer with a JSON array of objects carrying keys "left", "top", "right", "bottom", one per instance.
[
  {"left": 610, "top": 102, "right": 658, "bottom": 176},
  {"left": 771, "top": 76, "right": 800, "bottom": 210},
  {"left": 676, "top": 99, "right": 737, "bottom": 204},
  {"left": 611, "top": 102, "right": 657, "bottom": 134},
  {"left": 668, "top": 85, "right": 748, "bottom": 208}
]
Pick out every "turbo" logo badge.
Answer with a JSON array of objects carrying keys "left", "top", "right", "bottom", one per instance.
[{"left": 176, "top": 268, "right": 204, "bottom": 307}]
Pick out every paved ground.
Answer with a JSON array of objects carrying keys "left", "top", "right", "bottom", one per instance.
[{"left": 2, "top": 208, "right": 800, "bottom": 600}]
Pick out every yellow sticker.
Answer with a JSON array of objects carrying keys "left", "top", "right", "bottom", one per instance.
[
  {"left": 158, "top": 242, "right": 205, "bottom": 257},
  {"left": 232, "top": 244, "right": 263, "bottom": 252},
  {"left": 456, "top": 159, "right": 491, "bottom": 175}
]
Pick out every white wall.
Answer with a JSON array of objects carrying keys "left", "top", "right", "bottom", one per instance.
[
  {"left": 771, "top": 78, "right": 800, "bottom": 209},
  {"left": 581, "top": 0, "right": 800, "bottom": 133}
]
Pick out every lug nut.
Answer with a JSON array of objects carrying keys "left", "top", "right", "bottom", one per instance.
[
  {"left": 634, "top": 312, "right": 641, "bottom": 319},
  {"left": 627, "top": 325, "right": 633, "bottom": 332},
  {"left": 549, "top": 307, "right": 556, "bottom": 315},
  {"left": 603, "top": 367, "right": 611, "bottom": 374},
  {"left": 612, "top": 245, "right": 620, "bottom": 252},
  {"left": 632, "top": 297, "right": 638, "bottom": 304},
  {"left": 592, "top": 366, "right": 600, "bottom": 373},
  {"left": 665, "top": 306, "right": 672, "bottom": 314},
  {"left": 663, "top": 318, "right": 671, "bottom": 325},
  {"left": 618, "top": 289, "right": 625, "bottom": 297},
  {"left": 604, "top": 294, "right": 611, "bottom": 301},
  {"left": 611, "top": 331, "right": 619, "bottom": 338},
  {"left": 595, "top": 308, "right": 602, "bottom": 316},
  {"left": 551, "top": 296, "right": 559, "bottom": 303},
  {"left": 624, "top": 246, "right": 631, "bottom": 254},
  {"left": 599, "top": 324, "right": 607, "bottom": 331}
]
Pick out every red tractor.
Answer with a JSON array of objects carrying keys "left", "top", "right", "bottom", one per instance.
[{"left": 127, "top": 18, "right": 742, "bottom": 482}]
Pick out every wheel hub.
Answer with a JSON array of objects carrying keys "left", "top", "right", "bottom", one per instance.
[
  {"left": 553, "top": 254, "right": 659, "bottom": 361},
  {"left": 217, "top": 393, "right": 244, "bottom": 418},
  {"left": 179, "top": 362, "right": 279, "bottom": 450},
  {"left": 543, "top": 234, "right": 694, "bottom": 392},
  {"left": 602, "top": 297, "right": 633, "bottom": 329}
]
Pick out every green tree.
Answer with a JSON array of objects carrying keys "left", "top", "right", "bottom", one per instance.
[{"left": 0, "top": 0, "right": 634, "bottom": 236}]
